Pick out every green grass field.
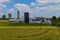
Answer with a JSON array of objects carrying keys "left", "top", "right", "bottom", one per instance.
[
  {"left": 0, "top": 20, "right": 8, "bottom": 23},
  {"left": 0, "top": 20, "right": 60, "bottom": 40}
]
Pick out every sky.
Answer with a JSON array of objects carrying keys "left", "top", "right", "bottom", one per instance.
[{"left": 0, "top": 0, "right": 60, "bottom": 18}]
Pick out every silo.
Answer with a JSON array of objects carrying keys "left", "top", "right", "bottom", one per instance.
[
  {"left": 24, "top": 12, "right": 29, "bottom": 23},
  {"left": 8, "top": 13, "right": 11, "bottom": 20},
  {"left": 17, "top": 10, "right": 20, "bottom": 20}
]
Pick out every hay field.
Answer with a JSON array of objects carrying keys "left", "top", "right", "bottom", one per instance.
[{"left": 0, "top": 27, "right": 59, "bottom": 40}]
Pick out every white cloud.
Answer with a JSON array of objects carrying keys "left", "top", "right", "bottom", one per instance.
[
  {"left": 0, "top": 0, "right": 10, "bottom": 2},
  {"left": 31, "top": 2, "right": 36, "bottom": 6},
  {"left": 36, "top": 0, "right": 49, "bottom": 4},
  {"left": 32, "top": 4, "right": 60, "bottom": 13},
  {"left": 15, "top": 3, "right": 29, "bottom": 9},
  {"left": 30, "top": 0, "right": 60, "bottom": 12},
  {"left": 0, "top": 3, "right": 6, "bottom": 10},
  {"left": 0, "top": 0, "right": 10, "bottom": 10},
  {"left": 44, "top": 5, "right": 60, "bottom": 12},
  {"left": 14, "top": 3, "right": 32, "bottom": 12},
  {"left": 14, "top": 3, "right": 60, "bottom": 14},
  {"left": 0, "top": 0, "right": 10, "bottom": 11},
  {"left": 36, "top": 0, "right": 60, "bottom": 4},
  {"left": 0, "top": 4, "right": 6, "bottom": 7},
  {"left": 8, "top": 8, "right": 15, "bottom": 13}
]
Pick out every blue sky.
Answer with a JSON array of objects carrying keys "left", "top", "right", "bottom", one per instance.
[
  {"left": 0, "top": 0, "right": 60, "bottom": 18},
  {"left": 4, "top": 0, "right": 35, "bottom": 9}
]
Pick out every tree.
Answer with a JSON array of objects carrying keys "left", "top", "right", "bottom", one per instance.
[
  {"left": 52, "top": 16, "right": 56, "bottom": 20},
  {"left": 58, "top": 16, "right": 60, "bottom": 20},
  {"left": 2, "top": 15, "right": 6, "bottom": 20}
]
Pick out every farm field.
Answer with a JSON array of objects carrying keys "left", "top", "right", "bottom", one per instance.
[{"left": 0, "top": 27, "right": 60, "bottom": 40}]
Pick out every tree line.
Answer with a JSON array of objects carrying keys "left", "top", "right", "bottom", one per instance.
[
  {"left": 51, "top": 16, "right": 60, "bottom": 26},
  {"left": 52, "top": 16, "right": 60, "bottom": 20},
  {"left": 0, "top": 15, "right": 7, "bottom": 20}
]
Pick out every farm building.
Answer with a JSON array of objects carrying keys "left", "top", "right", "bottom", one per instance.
[
  {"left": 29, "top": 17, "right": 51, "bottom": 24},
  {"left": 8, "top": 10, "right": 51, "bottom": 24},
  {"left": 9, "top": 17, "right": 51, "bottom": 24}
]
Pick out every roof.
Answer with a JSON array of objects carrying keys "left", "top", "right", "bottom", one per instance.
[{"left": 32, "top": 19, "right": 40, "bottom": 21}]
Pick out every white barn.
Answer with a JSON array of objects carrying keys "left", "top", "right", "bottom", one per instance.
[{"left": 29, "top": 17, "right": 51, "bottom": 24}]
